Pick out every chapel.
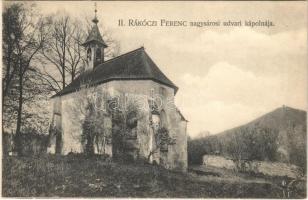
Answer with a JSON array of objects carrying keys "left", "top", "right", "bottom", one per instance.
[{"left": 48, "top": 7, "right": 187, "bottom": 171}]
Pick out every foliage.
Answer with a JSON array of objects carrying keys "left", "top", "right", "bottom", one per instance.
[
  {"left": 67, "top": 85, "right": 111, "bottom": 156},
  {"left": 188, "top": 127, "right": 279, "bottom": 165},
  {"left": 16, "top": 130, "right": 49, "bottom": 156},
  {"left": 189, "top": 107, "right": 307, "bottom": 174},
  {"left": 155, "top": 127, "right": 175, "bottom": 149},
  {"left": 2, "top": 2, "right": 52, "bottom": 155},
  {"left": 2, "top": 1, "right": 123, "bottom": 157},
  {"left": 37, "top": 12, "right": 121, "bottom": 93},
  {"left": 3, "top": 130, "right": 48, "bottom": 157},
  {"left": 286, "top": 123, "right": 307, "bottom": 173},
  {"left": 188, "top": 135, "right": 220, "bottom": 164},
  {"left": 37, "top": 13, "right": 87, "bottom": 92},
  {"left": 147, "top": 126, "right": 176, "bottom": 162},
  {"left": 225, "top": 127, "right": 279, "bottom": 161},
  {"left": 2, "top": 132, "right": 14, "bottom": 156},
  {"left": 110, "top": 97, "right": 144, "bottom": 161},
  {"left": 81, "top": 99, "right": 109, "bottom": 156}
]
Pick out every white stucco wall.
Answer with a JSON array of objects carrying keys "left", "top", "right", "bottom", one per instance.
[{"left": 49, "top": 80, "right": 187, "bottom": 171}]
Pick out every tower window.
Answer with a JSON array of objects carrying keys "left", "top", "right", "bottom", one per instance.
[
  {"left": 87, "top": 48, "right": 92, "bottom": 61},
  {"left": 96, "top": 48, "right": 102, "bottom": 62}
]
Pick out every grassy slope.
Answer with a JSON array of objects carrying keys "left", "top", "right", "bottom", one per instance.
[{"left": 2, "top": 155, "right": 291, "bottom": 198}]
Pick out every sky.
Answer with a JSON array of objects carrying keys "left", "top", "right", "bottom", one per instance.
[{"left": 29, "top": 1, "right": 307, "bottom": 137}]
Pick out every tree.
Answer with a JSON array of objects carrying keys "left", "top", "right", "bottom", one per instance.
[
  {"left": 2, "top": 3, "right": 20, "bottom": 100},
  {"left": 224, "top": 127, "right": 279, "bottom": 171},
  {"left": 109, "top": 95, "right": 145, "bottom": 161},
  {"left": 38, "top": 12, "right": 121, "bottom": 94},
  {"left": 286, "top": 122, "right": 306, "bottom": 174},
  {"left": 2, "top": 2, "right": 50, "bottom": 155},
  {"left": 38, "top": 14, "right": 82, "bottom": 92}
]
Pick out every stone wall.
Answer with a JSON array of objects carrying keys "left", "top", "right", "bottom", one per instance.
[
  {"left": 203, "top": 155, "right": 236, "bottom": 170},
  {"left": 250, "top": 161, "right": 302, "bottom": 179},
  {"left": 203, "top": 155, "right": 302, "bottom": 178}
]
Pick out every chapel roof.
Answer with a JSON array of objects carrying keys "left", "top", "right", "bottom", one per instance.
[{"left": 52, "top": 47, "right": 178, "bottom": 98}]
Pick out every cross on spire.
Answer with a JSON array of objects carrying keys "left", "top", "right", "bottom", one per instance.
[{"left": 92, "top": 2, "right": 99, "bottom": 24}]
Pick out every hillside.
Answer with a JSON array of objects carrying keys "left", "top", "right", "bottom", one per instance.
[
  {"left": 221, "top": 106, "right": 306, "bottom": 136},
  {"left": 2, "top": 155, "right": 298, "bottom": 198},
  {"left": 188, "top": 106, "right": 307, "bottom": 170}
]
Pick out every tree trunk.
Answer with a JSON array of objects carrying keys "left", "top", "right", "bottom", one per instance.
[
  {"left": 15, "top": 60, "right": 23, "bottom": 156},
  {"left": 3, "top": 45, "right": 12, "bottom": 100},
  {"left": 103, "top": 135, "right": 106, "bottom": 154},
  {"left": 62, "top": 31, "right": 66, "bottom": 89},
  {"left": 71, "top": 69, "right": 75, "bottom": 82},
  {"left": 86, "top": 134, "right": 94, "bottom": 156},
  {"left": 55, "top": 129, "right": 62, "bottom": 154},
  {"left": 62, "top": 69, "right": 65, "bottom": 89}
]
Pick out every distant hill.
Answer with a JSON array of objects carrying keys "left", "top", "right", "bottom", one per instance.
[
  {"left": 223, "top": 105, "right": 306, "bottom": 136},
  {"left": 188, "top": 106, "right": 307, "bottom": 171}
]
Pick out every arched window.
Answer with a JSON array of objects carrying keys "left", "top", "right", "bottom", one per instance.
[
  {"left": 87, "top": 48, "right": 92, "bottom": 61},
  {"left": 96, "top": 48, "right": 101, "bottom": 62}
]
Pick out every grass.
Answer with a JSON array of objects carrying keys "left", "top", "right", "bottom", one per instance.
[{"left": 2, "top": 155, "right": 305, "bottom": 198}]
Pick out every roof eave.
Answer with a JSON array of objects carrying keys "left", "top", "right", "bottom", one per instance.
[
  {"left": 51, "top": 78, "right": 178, "bottom": 99},
  {"left": 82, "top": 40, "right": 108, "bottom": 47}
]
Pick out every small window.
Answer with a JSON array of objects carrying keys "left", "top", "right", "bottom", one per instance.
[
  {"left": 96, "top": 48, "right": 101, "bottom": 62},
  {"left": 159, "top": 87, "right": 166, "bottom": 96},
  {"left": 87, "top": 48, "right": 92, "bottom": 61}
]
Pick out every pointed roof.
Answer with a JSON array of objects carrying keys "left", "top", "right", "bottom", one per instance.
[
  {"left": 52, "top": 47, "right": 178, "bottom": 98},
  {"left": 82, "top": 5, "right": 107, "bottom": 47},
  {"left": 82, "top": 24, "right": 107, "bottom": 47}
]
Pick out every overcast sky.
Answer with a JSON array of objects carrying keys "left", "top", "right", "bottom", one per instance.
[{"left": 33, "top": 1, "right": 307, "bottom": 137}]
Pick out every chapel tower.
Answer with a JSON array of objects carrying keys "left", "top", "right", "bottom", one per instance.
[{"left": 82, "top": 4, "right": 108, "bottom": 70}]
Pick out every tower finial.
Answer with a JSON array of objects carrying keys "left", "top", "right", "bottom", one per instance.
[
  {"left": 95, "top": 2, "right": 97, "bottom": 16},
  {"left": 92, "top": 2, "right": 99, "bottom": 24}
]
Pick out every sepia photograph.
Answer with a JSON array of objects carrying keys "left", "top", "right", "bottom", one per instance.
[{"left": 1, "top": 1, "right": 307, "bottom": 198}]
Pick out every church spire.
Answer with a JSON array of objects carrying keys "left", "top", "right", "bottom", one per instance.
[
  {"left": 82, "top": 3, "right": 107, "bottom": 47},
  {"left": 92, "top": 2, "right": 99, "bottom": 24},
  {"left": 82, "top": 3, "right": 108, "bottom": 70}
]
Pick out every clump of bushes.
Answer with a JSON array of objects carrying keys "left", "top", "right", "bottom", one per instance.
[{"left": 3, "top": 128, "right": 48, "bottom": 157}]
